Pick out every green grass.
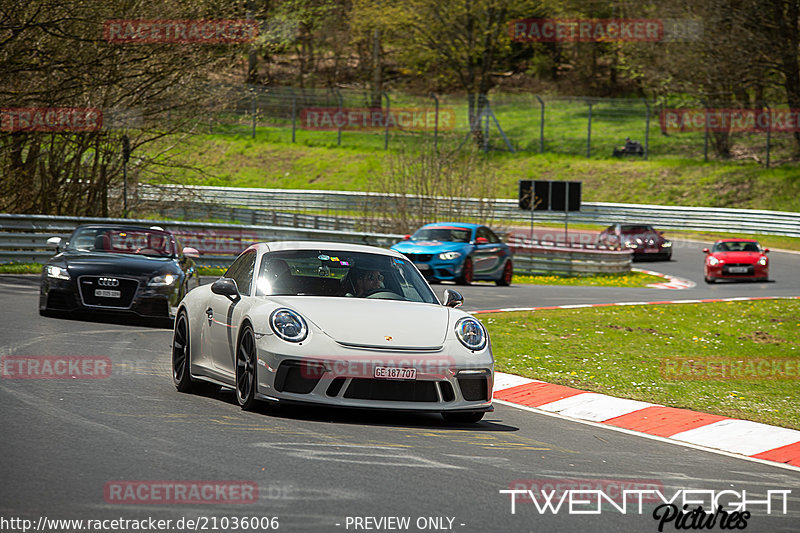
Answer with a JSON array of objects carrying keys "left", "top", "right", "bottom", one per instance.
[
  {"left": 509, "top": 271, "right": 665, "bottom": 287},
  {"left": 143, "top": 132, "right": 800, "bottom": 213},
  {"left": 0, "top": 263, "right": 42, "bottom": 274},
  {"left": 482, "top": 299, "right": 800, "bottom": 429}
]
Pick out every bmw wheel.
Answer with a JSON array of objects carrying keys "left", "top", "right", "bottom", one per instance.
[
  {"left": 457, "top": 257, "right": 473, "bottom": 285},
  {"left": 496, "top": 260, "right": 513, "bottom": 286},
  {"left": 236, "top": 324, "right": 258, "bottom": 410}
]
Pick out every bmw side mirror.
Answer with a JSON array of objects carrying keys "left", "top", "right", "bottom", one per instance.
[
  {"left": 47, "top": 237, "right": 62, "bottom": 252},
  {"left": 443, "top": 288, "right": 464, "bottom": 308},
  {"left": 475, "top": 237, "right": 489, "bottom": 245},
  {"left": 182, "top": 247, "right": 200, "bottom": 258},
  {"left": 211, "top": 278, "right": 240, "bottom": 302},
  {"left": 403, "top": 234, "right": 411, "bottom": 241}
]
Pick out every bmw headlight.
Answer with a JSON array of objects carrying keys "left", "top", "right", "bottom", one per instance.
[
  {"left": 758, "top": 257, "right": 768, "bottom": 266},
  {"left": 148, "top": 273, "right": 177, "bottom": 286},
  {"left": 662, "top": 241, "right": 672, "bottom": 248},
  {"left": 708, "top": 256, "right": 720, "bottom": 266},
  {"left": 625, "top": 242, "right": 638, "bottom": 248},
  {"left": 439, "top": 251, "right": 462, "bottom": 261},
  {"left": 270, "top": 308, "right": 308, "bottom": 343},
  {"left": 46, "top": 265, "right": 70, "bottom": 280},
  {"left": 455, "top": 317, "right": 487, "bottom": 351}
]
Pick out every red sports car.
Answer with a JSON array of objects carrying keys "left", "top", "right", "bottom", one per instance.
[{"left": 703, "top": 239, "right": 769, "bottom": 283}]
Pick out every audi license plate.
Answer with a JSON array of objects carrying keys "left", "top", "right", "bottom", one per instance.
[
  {"left": 374, "top": 367, "right": 416, "bottom": 380},
  {"left": 95, "top": 289, "right": 121, "bottom": 298},
  {"left": 728, "top": 266, "right": 749, "bottom": 273}
]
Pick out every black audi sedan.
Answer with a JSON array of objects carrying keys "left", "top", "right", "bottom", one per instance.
[{"left": 39, "top": 224, "right": 200, "bottom": 321}]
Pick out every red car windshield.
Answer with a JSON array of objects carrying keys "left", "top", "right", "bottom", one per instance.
[
  {"left": 68, "top": 227, "right": 176, "bottom": 257},
  {"left": 712, "top": 241, "right": 760, "bottom": 253}
]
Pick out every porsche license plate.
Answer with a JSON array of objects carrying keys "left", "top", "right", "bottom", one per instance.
[
  {"left": 374, "top": 367, "right": 416, "bottom": 380},
  {"left": 95, "top": 289, "right": 121, "bottom": 298},
  {"left": 728, "top": 266, "right": 749, "bottom": 273}
]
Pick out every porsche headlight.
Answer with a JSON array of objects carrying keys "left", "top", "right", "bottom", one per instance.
[
  {"left": 46, "top": 265, "right": 70, "bottom": 280},
  {"left": 708, "top": 256, "right": 720, "bottom": 266},
  {"left": 148, "top": 273, "right": 177, "bottom": 286},
  {"left": 758, "top": 257, "right": 768, "bottom": 266},
  {"left": 439, "top": 251, "right": 462, "bottom": 260},
  {"left": 270, "top": 308, "right": 308, "bottom": 343},
  {"left": 455, "top": 317, "right": 487, "bottom": 351}
]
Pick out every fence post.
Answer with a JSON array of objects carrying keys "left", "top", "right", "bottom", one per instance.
[
  {"left": 429, "top": 92, "right": 439, "bottom": 151},
  {"left": 643, "top": 98, "right": 650, "bottom": 160},
  {"left": 382, "top": 91, "right": 390, "bottom": 150},
  {"left": 535, "top": 95, "right": 545, "bottom": 153},
  {"left": 290, "top": 88, "right": 297, "bottom": 143},
  {"left": 250, "top": 86, "right": 256, "bottom": 139},
  {"left": 586, "top": 99, "right": 593, "bottom": 158},
  {"left": 764, "top": 102, "right": 771, "bottom": 168},
  {"left": 703, "top": 102, "right": 709, "bottom": 162},
  {"left": 335, "top": 88, "right": 343, "bottom": 146},
  {"left": 483, "top": 96, "right": 490, "bottom": 153}
]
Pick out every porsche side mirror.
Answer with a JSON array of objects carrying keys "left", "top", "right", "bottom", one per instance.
[
  {"left": 443, "top": 288, "right": 463, "bottom": 308},
  {"left": 47, "top": 237, "right": 62, "bottom": 252},
  {"left": 211, "top": 278, "right": 240, "bottom": 301},
  {"left": 182, "top": 246, "right": 200, "bottom": 258},
  {"left": 703, "top": 248, "right": 710, "bottom": 253}
]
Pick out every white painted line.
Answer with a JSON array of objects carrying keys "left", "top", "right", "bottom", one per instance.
[
  {"left": 492, "top": 399, "right": 800, "bottom": 473},
  {"left": 493, "top": 372, "right": 538, "bottom": 391},
  {"left": 536, "top": 393, "right": 657, "bottom": 422},
  {"left": 670, "top": 419, "right": 800, "bottom": 456}
]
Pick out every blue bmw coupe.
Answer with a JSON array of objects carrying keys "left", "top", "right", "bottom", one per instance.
[{"left": 390, "top": 223, "right": 513, "bottom": 285}]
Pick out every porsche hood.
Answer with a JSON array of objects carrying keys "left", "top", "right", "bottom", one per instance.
[{"left": 268, "top": 297, "right": 451, "bottom": 350}]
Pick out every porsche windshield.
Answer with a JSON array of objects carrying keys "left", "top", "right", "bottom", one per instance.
[
  {"left": 255, "top": 250, "right": 438, "bottom": 303},
  {"left": 412, "top": 227, "right": 471, "bottom": 242},
  {"left": 66, "top": 227, "right": 176, "bottom": 257}
]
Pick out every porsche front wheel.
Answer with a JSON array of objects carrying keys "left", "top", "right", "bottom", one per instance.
[{"left": 236, "top": 324, "right": 258, "bottom": 410}]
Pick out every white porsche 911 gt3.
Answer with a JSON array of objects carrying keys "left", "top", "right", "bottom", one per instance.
[{"left": 172, "top": 241, "right": 493, "bottom": 423}]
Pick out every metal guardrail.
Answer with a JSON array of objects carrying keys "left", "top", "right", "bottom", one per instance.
[
  {"left": 137, "top": 184, "right": 800, "bottom": 238},
  {"left": 0, "top": 214, "right": 631, "bottom": 275}
]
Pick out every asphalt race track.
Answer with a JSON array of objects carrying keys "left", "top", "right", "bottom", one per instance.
[{"left": 1, "top": 238, "right": 799, "bottom": 532}]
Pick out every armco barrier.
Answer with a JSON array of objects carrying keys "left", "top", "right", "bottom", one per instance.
[
  {"left": 137, "top": 184, "right": 800, "bottom": 238},
  {"left": 0, "top": 213, "right": 631, "bottom": 275}
]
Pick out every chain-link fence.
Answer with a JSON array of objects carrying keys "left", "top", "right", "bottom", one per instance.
[{"left": 188, "top": 84, "right": 797, "bottom": 166}]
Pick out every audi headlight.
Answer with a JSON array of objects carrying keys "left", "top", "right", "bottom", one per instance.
[
  {"left": 439, "top": 251, "right": 462, "bottom": 261},
  {"left": 46, "top": 265, "right": 70, "bottom": 280},
  {"left": 455, "top": 317, "right": 487, "bottom": 351},
  {"left": 758, "top": 257, "right": 768, "bottom": 266},
  {"left": 148, "top": 273, "right": 177, "bottom": 286},
  {"left": 662, "top": 241, "right": 672, "bottom": 248},
  {"left": 270, "top": 308, "right": 308, "bottom": 343},
  {"left": 708, "top": 256, "right": 720, "bottom": 266},
  {"left": 624, "top": 241, "right": 638, "bottom": 248}
]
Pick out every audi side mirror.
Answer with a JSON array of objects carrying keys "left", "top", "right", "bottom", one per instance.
[
  {"left": 211, "top": 278, "right": 240, "bottom": 302},
  {"left": 443, "top": 288, "right": 464, "bottom": 308},
  {"left": 47, "top": 237, "right": 62, "bottom": 252},
  {"left": 182, "top": 247, "right": 200, "bottom": 258}
]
